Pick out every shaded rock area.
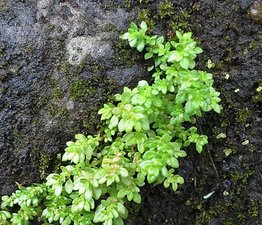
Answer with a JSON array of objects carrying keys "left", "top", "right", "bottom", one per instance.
[
  {"left": 0, "top": 0, "right": 261, "bottom": 225},
  {"left": 0, "top": 0, "right": 143, "bottom": 195}
]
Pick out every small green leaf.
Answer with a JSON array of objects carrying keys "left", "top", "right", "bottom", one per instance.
[
  {"left": 130, "top": 22, "right": 138, "bottom": 30},
  {"left": 140, "top": 21, "right": 147, "bottom": 30},
  {"left": 129, "top": 38, "right": 137, "bottom": 47},
  {"left": 114, "top": 217, "right": 124, "bottom": 225},
  {"left": 145, "top": 52, "right": 153, "bottom": 59},
  {"left": 117, "top": 189, "right": 128, "bottom": 199},
  {"left": 54, "top": 185, "right": 62, "bottom": 196},
  {"left": 147, "top": 174, "right": 156, "bottom": 183},
  {"left": 118, "top": 119, "right": 126, "bottom": 132},
  {"left": 212, "top": 103, "right": 221, "bottom": 113},
  {"left": 117, "top": 203, "right": 127, "bottom": 216},
  {"left": 61, "top": 217, "right": 71, "bottom": 225},
  {"left": 137, "top": 40, "right": 145, "bottom": 52},
  {"left": 93, "top": 188, "right": 102, "bottom": 200},
  {"left": 196, "top": 144, "right": 203, "bottom": 153},
  {"left": 167, "top": 157, "right": 179, "bottom": 168},
  {"left": 121, "top": 32, "right": 129, "bottom": 40},
  {"left": 180, "top": 58, "right": 189, "bottom": 69},
  {"left": 119, "top": 168, "right": 129, "bottom": 177},
  {"left": 172, "top": 182, "right": 178, "bottom": 191},
  {"left": 64, "top": 179, "right": 73, "bottom": 194},
  {"left": 133, "top": 193, "right": 141, "bottom": 204},
  {"left": 132, "top": 94, "right": 146, "bottom": 105},
  {"left": 110, "top": 115, "right": 119, "bottom": 128},
  {"left": 174, "top": 175, "right": 184, "bottom": 184}
]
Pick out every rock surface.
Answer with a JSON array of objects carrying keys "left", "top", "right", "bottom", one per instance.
[{"left": 0, "top": 0, "right": 261, "bottom": 224}]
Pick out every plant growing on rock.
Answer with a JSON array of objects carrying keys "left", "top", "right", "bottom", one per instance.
[{"left": 0, "top": 21, "right": 221, "bottom": 225}]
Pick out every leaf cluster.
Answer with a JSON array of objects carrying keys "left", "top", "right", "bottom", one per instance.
[{"left": 0, "top": 22, "right": 221, "bottom": 225}]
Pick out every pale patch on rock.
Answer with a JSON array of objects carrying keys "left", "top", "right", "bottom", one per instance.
[{"left": 67, "top": 36, "right": 112, "bottom": 65}]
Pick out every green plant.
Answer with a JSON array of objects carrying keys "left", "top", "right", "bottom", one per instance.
[
  {"left": 158, "top": 0, "right": 174, "bottom": 19},
  {"left": 0, "top": 21, "right": 221, "bottom": 225}
]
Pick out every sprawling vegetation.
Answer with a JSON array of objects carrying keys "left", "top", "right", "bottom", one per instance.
[{"left": 0, "top": 21, "right": 221, "bottom": 225}]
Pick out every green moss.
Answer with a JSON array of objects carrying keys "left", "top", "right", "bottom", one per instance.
[
  {"left": 138, "top": 9, "right": 155, "bottom": 31},
  {"left": 21, "top": 45, "right": 33, "bottom": 53},
  {"left": 46, "top": 23, "right": 56, "bottom": 32},
  {"left": 235, "top": 107, "right": 250, "bottom": 123},
  {"left": 170, "top": 11, "right": 191, "bottom": 32},
  {"left": 39, "top": 154, "right": 52, "bottom": 179},
  {"left": 194, "top": 158, "right": 259, "bottom": 225},
  {"left": 252, "top": 82, "right": 262, "bottom": 103},
  {"left": 106, "top": 23, "right": 117, "bottom": 32},
  {"left": 231, "top": 4, "right": 239, "bottom": 12},
  {"left": 67, "top": 76, "right": 116, "bottom": 133},
  {"left": 158, "top": 0, "right": 174, "bottom": 19},
  {"left": 223, "top": 35, "right": 231, "bottom": 41},
  {"left": 43, "top": 76, "right": 69, "bottom": 119},
  {"left": 48, "top": 103, "right": 69, "bottom": 119},
  {"left": 225, "top": 47, "right": 233, "bottom": 63},
  {"left": 60, "top": 60, "right": 72, "bottom": 75},
  {"left": 249, "top": 40, "right": 258, "bottom": 50},
  {"left": 248, "top": 200, "right": 260, "bottom": 217},
  {"left": 52, "top": 87, "right": 63, "bottom": 99},
  {"left": 0, "top": 0, "right": 8, "bottom": 14},
  {"left": 113, "top": 39, "right": 140, "bottom": 67},
  {"left": 69, "top": 79, "right": 97, "bottom": 101},
  {"left": 195, "top": 196, "right": 254, "bottom": 225},
  {"left": 216, "top": 60, "right": 226, "bottom": 70},
  {"left": 0, "top": 49, "right": 4, "bottom": 58},
  {"left": 37, "top": 95, "right": 51, "bottom": 108}
]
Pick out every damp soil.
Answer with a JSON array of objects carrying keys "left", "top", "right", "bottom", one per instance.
[{"left": 125, "top": 1, "right": 262, "bottom": 224}]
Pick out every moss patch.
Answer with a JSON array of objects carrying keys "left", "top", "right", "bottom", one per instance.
[{"left": 235, "top": 107, "right": 250, "bottom": 123}]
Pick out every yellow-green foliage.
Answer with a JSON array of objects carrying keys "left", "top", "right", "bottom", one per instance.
[{"left": 0, "top": 22, "right": 221, "bottom": 225}]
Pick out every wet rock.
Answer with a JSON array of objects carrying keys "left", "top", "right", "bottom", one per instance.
[
  {"left": 0, "top": 0, "right": 135, "bottom": 195},
  {"left": 106, "top": 65, "right": 147, "bottom": 87}
]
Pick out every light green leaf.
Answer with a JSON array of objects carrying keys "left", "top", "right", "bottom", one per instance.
[
  {"left": 140, "top": 21, "right": 147, "bottom": 30},
  {"left": 212, "top": 103, "right": 221, "bottom": 113},
  {"left": 93, "top": 188, "right": 102, "bottom": 200},
  {"left": 129, "top": 39, "right": 137, "bottom": 47},
  {"left": 130, "top": 22, "right": 138, "bottom": 30},
  {"left": 133, "top": 193, "right": 141, "bottom": 204},
  {"left": 132, "top": 94, "right": 146, "bottom": 105},
  {"left": 196, "top": 144, "right": 203, "bottom": 153},
  {"left": 117, "top": 203, "right": 127, "bottom": 216},
  {"left": 117, "top": 189, "right": 128, "bottom": 199},
  {"left": 110, "top": 115, "right": 119, "bottom": 128},
  {"left": 167, "top": 157, "right": 179, "bottom": 168},
  {"left": 118, "top": 119, "right": 126, "bottom": 132},
  {"left": 137, "top": 40, "right": 145, "bottom": 52},
  {"left": 180, "top": 58, "right": 189, "bottom": 69},
  {"left": 145, "top": 52, "right": 153, "bottom": 59},
  {"left": 119, "top": 168, "right": 129, "bottom": 177},
  {"left": 64, "top": 179, "right": 73, "bottom": 194},
  {"left": 114, "top": 217, "right": 124, "bottom": 225},
  {"left": 54, "top": 185, "right": 62, "bottom": 196}
]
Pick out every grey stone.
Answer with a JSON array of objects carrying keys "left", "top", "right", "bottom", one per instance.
[{"left": 67, "top": 36, "right": 113, "bottom": 65}]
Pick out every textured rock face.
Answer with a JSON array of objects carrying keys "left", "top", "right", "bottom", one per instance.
[
  {"left": 0, "top": 0, "right": 261, "bottom": 224},
  {"left": 0, "top": 0, "right": 144, "bottom": 195},
  {"left": 67, "top": 36, "right": 113, "bottom": 65}
]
